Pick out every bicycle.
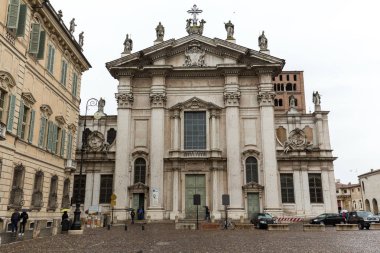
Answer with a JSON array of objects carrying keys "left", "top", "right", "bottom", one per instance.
[{"left": 219, "top": 218, "right": 235, "bottom": 230}]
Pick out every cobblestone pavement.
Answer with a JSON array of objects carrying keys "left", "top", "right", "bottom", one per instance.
[{"left": 1, "top": 223, "right": 380, "bottom": 253}]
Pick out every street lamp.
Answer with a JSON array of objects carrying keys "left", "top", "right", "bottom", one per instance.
[{"left": 71, "top": 98, "right": 105, "bottom": 230}]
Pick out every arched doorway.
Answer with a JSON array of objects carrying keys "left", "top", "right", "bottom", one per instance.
[
  {"left": 372, "top": 199, "right": 379, "bottom": 214},
  {"left": 365, "top": 199, "right": 371, "bottom": 212}
]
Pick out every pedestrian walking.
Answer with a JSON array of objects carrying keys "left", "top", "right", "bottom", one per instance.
[
  {"left": 11, "top": 209, "right": 20, "bottom": 234},
  {"left": 19, "top": 210, "right": 28, "bottom": 235},
  {"left": 130, "top": 210, "right": 135, "bottom": 224},
  {"left": 204, "top": 206, "right": 210, "bottom": 222}
]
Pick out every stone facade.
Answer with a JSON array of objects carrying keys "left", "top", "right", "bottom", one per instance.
[
  {"left": 358, "top": 169, "right": 380, "bottom": 214},
  {"left": 75, "top": 18, "right": 337, "bottom": 221},
  {"left": 335, "top": 181, "right": 362, "bottom": 211},
  {"left": 0, "top": 0, "right": 90, "bottom": 231}
]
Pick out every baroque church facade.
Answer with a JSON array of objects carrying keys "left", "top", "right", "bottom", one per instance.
[{"left": 76, "top": 6, "right": 337, "bottom": 221}]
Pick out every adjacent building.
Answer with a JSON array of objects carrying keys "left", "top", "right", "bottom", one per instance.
[
  {"left": 75, "top": 6, "right": 337, "bottom": 221},
  {"left": 358, "top": 169, "right": 380, "bottom": 215},
  {"left": 0, "top": 0, "right": 90, "bottom": 230},
  {"left": 335, "top": 180, "right": 362, "bottom": 212}
]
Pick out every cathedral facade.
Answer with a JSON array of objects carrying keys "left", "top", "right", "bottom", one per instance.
[{"left": 76, "top": 8, "right": 337, "bottom": 221}]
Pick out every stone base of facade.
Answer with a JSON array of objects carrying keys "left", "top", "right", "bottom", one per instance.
[
  {"left": 68, "top": 229, "right": 84, "bottom": 235},
  {"left": 224, "top": 208, "right": 245, "bottom": 220},
  {"left": 263, "top": 208, "right": 283, "bottom": 217},
  {"left": 146, "top": 208, "right": 164, "bottom": 221}
]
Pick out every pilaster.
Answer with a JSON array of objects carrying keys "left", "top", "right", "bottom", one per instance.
[{"left": 170, "top": 168, "right": 180, "bottom": 220}]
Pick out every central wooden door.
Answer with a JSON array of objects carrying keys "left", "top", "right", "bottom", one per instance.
[
  {"left": 247, "top": 193, "right": 260, "bottom": 219},
  {"left": 185, "top": 174, "right": 206, "bottom": 219}
]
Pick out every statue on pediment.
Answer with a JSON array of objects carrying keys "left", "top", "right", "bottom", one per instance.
[
  {"left": 313, "top": 91, "right": 321, "bottom": 105},
  {"left": 78, "top": 32, "right": 84, "bottom": 47},
  {"left": 258, "top": 31, "right": 268, "bottom": 50},
  {"left": 225, "top": 20, "right": 234, "bottom": 39},
  {"left": 123, "top": 34, "right": 133, "bottom": 54},
  {"left": 69, "top": 18, "right": 76, "bottom": 34},
  {"left": 155, "top": 22, "right": 165, "bottom": 42}
]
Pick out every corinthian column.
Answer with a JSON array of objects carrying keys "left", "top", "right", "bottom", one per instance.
[
  {"left": 114, "top": 74, "right": 134, "bottom": 220},
  {"left": 257, "top": 69, "right": 282, "bottom": 216},
  {"left": 223, "top": 72, "right": 244, "bottom": 219},
  {"left": 147, "top": 72, "right": 167, "bottom": 220}
]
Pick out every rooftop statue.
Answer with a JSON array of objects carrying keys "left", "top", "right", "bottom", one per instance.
[
  {"left": 313, "top": 91, "right": 321, "bottom": 105},
  {"left": 155, "top": 22, "right": 165, "bottom": 42},
  {"left": 78, "top": 32, "right": 84, "bottom": 48},
  {"left": 258, "top": 31, "right": 268, "bottom": 50},
  {"left": 225, "top": 20, "right": 234, "bottom": 39},
  {"left": 69, "top": 18, "right": 76, "bottom": 34},
  {"left": 123, "top": 34, "right": 133, "bottom": 53}
]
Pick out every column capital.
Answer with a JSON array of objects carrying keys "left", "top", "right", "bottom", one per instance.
[
  {"left": 257, "top": 91, "right": 275, "bottom": 107},
  {"left": 115, "top": 92, "right": 134, "bottom": 109},
  {"left": 170, "top": 108, "right": 181, "bottom": 119},
  {"left": 150, "top": 93, "right": 167, "bottom": 108},
  {"left": 209, "top": 109, "right": 220, "bottom": 119},
  {"left": 224, "top": 91, "right": 241, "bottom": 106}
]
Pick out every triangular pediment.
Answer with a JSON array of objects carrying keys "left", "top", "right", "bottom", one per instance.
[
  {"left": 21, "top": 92, "right": 37, "bottom": 105},
  {"left": 106, "top": 34, "right": 284, "bottom": 77},
  {"left": 169, "top": 97, "right": 221, "bottom": 111}
]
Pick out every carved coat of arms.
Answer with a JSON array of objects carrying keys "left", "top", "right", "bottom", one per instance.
[
  {"left": 283, "top": 128, "right": 312, "bottom": 153},
  {"left": 183, "top": 43, "right": 206, "bottom": 67}
]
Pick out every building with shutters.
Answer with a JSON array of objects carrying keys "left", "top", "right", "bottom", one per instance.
[
  {"left": 76, "top": 6, "right": 337, "bottom": 221},
  {"left": 0, "top": 0, "right": 90, "bottom": 229}
]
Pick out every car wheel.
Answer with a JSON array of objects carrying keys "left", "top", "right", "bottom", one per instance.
[
  {"left": 365, "top": 225, "right": 370, "bottom": 230},
  {"left": 358, "top": 223, "right": 364, "bottom": 230}
]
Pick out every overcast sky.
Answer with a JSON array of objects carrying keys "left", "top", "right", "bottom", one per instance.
[{"left": 50, "top": 0, "right": 380, "bottom": 184}]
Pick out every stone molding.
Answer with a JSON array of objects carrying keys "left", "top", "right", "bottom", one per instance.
[
  {"left": 55, "top": 115, "right": 66, "bottom": 125},
  {"left": 150, "top": 93, "right": 167, "bottom": 108},
  {"left": 40, "top": 104, "right": 53, "bottom": 118},
  {"left": 68, "top": 123, "right": 77, "bottom": 133},
  {"left": 0, "top": 71, "right": 16, "bottom": 91},
  {"left": 242, "top": 181, "right": 264, "bottom": 191},
  {"left": 116, "top": 92, "right": 134, "bottom": 108},
  {"left": 257, "top": 91, "right": 275, "bottom": 106},
  {"left": 21, "top": 92, "right": 37, "bottom": 106}
]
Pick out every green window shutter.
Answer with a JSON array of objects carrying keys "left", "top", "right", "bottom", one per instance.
[
  {"left": 17, "top": 100, "right": 25, "bottom": 137},
  {"left": 52, "top": 124, "right": 58, "bottom": 153},
  {"left": 28, "top": 109, "right": 35, "bottom": 143},
  {"left": 60, "top": 61, "right": 65, "bottom": 84},
  {"left": 38, "top": 117, "right": 46, "bottom": 147},
  {"left": 46, "top": 121, "right": 53, "bottom": 151},
  {"left": 60, "top": 129, "right": 66, "bottom": 157},
  {"left": 16, "top": 4, "right": 27, "bottom": 36},
  {"left": 6, "top": 0, "right": 20, "bottom": 29},
  {"left": 63, "top": 62, "right": 68, "bottom": 85},
  {"left": 51, "top": 48, "right": 55, "bottom": 73},
  {"left": 6, "top": 95, "right": 16, "bottom": 132},
  {"left": 37, "top": 31, "right": 46, "bottom": 59},
  {"left": 47, "top": 45, "right": 52, "bottom": 71},
  {"left": 72, "top": 73, "right": 77, "bottom": 96},
  {"left": 67, "top": 133, "right": 72, "bottom": 159},
  {"left": 29, "top": 23, "right": 41, "bottom": 54}
]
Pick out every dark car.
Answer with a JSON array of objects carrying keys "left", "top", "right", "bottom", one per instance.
[
  {"left": 250, "top": 213, "right": 276, "bottom": 229},
  {"left": 309, "top": 213, "right": 345, "bottom": 226},
  {"left": 347, "top": 211, "right": 380, "bottom": 230}
]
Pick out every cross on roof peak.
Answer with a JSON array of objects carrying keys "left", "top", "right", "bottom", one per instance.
[{"left": 187, "top": 4, "right": 203, "bottom": 25}]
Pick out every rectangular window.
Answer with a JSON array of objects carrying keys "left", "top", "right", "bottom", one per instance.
[
  {"left": 184, "top": 111, "right": 206, "bottom": 150},
  {"left": 286, "top": 74, "right": 290, "bottom": 81},
  {"left": 47, "top": 45, "right": 55, "bottom": 74},
  {"left": 294, "top": 74, "right": 297, "bottom": 81},
  {"left": 72, "top": 73, "right": 78, "bottom": 96},
  {"left": 280, "top": 174, "right": 295, "bottom": 203},
  {"left": 309, "top": 173, "right": 323, "bottom": 203},
  {"left": 6, "top": 0, "right": 20, "bottom": 29},
  {"left": 72, "top": 175, "right": 86, "bottom": 204},
  {"left": 60, "top": 60, "right": 68, "bottom": 86},
  {"left": 99, "top": 175, "right": 113, "bottom": 204}
]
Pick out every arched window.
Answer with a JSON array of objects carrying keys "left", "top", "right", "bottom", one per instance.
[
  {"left": 246, "top": 157, "right": 258, "bottom": 183},
  {"left": 134, "top": 158, "right": 146, "bottom": 184},
  {"left": 365, "top": 199, "right": 371, "bottom": 212},
  {"left": 31, "top": 171, "right": 44, "bottom": 209},
  {"left": 61, "top": 178, "right": 70, "bottom": 208},
  {"left": 107, "top": 128, "right": 117, "bottom": 144},
  {"left": 48, "top": 175, "right": 58, "bottom": 210},
  {"left": 9, "top": 164, "right": 25, "bottom": 208}
]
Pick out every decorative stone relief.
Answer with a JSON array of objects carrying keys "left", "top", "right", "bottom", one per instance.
[
  {"left": 21, "top": 92, "right": 36, "bottom": 106},
  {"left": 0, "top": 71, "right": 16, "bottom": 91},
  {"left": 116, "top": 92, "right": 134, "bottom": 108},
  {"left": 68, "top": 123, "right": 77, "bottom": 133},
  {"left": 55, "top": 115, "right": 66, "bottom": 125},
  {"left": 40, "top": 104, "right": 53, "bottom": 118},
  {"left": 257, "top": 92, "right": 275, "bottom": 106},
  {"left": 150, "top": 93, "right": 167, "bottom": 108},
  {"left": 87, "top": 131, "right": 106, "bottom": 152},
  {"left": 224, "top": 91, "right": 241, "bottom": 106},
  {"left": 283, "top": 128, "right": 313, "bottom": 153},
  {"left": 183, "top": 43, "right": 206, "bottom": 67}
]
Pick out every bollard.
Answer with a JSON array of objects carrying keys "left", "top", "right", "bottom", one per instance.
[
  {"left": 107, "top": 224, "right": 111, "bottom": 230},
  {"left": 142, "top": 224, "right": 145, "bottom": 231},
  {"left": 125, "top": 224, "right": 128, "bottom": 231}
]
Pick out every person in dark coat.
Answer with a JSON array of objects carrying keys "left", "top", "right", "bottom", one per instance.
[
  {"left": 11, "top": 209, "right": 20, "bottom": 233},
  {"left": 19, "top": 210, "right": 29, "bottom": 235},
  {"left": 204, "top": 206, "right": 210, "bottom": 222},
  {"left": 137, "top": 207, "right": 144, "bottom": 220},
  {"left": 62, "top": 211, "right": 69, "bottom": 221},
  {"left": 130, "top": 210, "right": 135, "bottom": 224}
]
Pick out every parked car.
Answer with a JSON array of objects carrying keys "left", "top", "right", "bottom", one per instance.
[
  {"left": 250, "top": 213, "right": 276, "bottom": 229},
  {"left": 347, "top": 211, "right": 380, "bottom": 230},
  {"left": 309, "top": 213, "right": 345, "bottom": 226}
]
